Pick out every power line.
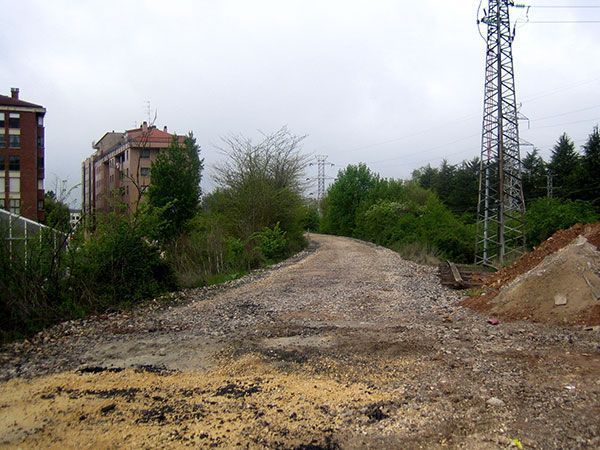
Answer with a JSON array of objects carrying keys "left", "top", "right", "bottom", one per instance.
[
  {"left": 365, "top": 133, "right": 480, "bottom": 165},
  {"left": 524, "top": 20, "right": 600, "bottom": 22},
  {"left": 528, "top": 116, "right": 600, "bottom": 129},
  {"left": 529, "top": 5, "right": 600, "bottom": 8},
  {"left": 333, "top": 76, "right": 600, "bottom": 158},
  {"left": 532, "top": 104, "right": 600, "bottom": 121},
  {"left": 521, "top": 75, "right": 600, "bottom": 103}
]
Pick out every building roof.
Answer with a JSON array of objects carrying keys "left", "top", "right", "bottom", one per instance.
[
  {"left": 0, "top": 94, "right": 44, "bottom": 109},
  {"left": 125, "top": 126, "right": 183, "bottom": 145},
  {"left": 94, "top": 131, "right": 123, "bottom": 149}
]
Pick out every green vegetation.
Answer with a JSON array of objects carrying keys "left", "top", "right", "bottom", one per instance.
[
  {"left": 147, "top": 133, "right": 203, "bottom": 241},
  {"left": 3, "top": 124, "right": 598, "bottom": 341},
  {"left": 524, "top": 198, "right": 598, "bottom": 246},
  {"left": 43, "top": 191, "right": 71, "bottom": 233},
  {"left": 321, "top": 164, "right": 475, "bottom": 263},
  {"left": 166, "top": 127, "right": 310, "bottom": 288},
  {"left": 409, "top": 126, "right": 600, "bottom": 251},
  {"left": 322, "top": 126, "right": 599, "bottom": 265},
  {"left": 1, "top": 127, "right": 311, "bottom": 342}
]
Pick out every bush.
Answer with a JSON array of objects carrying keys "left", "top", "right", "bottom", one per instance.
[
  {"left": 252, "top": 223, "right": 288, "bottom": 261},
  {"left": 0, "top": 226, "right": 71, "bottom": 339},
  {"left": 0, "top": 213, "right": 177, "bottom": 342},
  {"left": 525, "top": 197, "right": 598, "bottom": 247},
  {"left": 73, "top": 214, "right": 177, "bottom": 308},
  {"left": 354, "top": 194, "right": 474, "bottom": 263}
]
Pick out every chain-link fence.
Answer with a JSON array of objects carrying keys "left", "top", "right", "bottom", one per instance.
[{"left": 0, "top": 208, "right": 67, "bottom": 260}]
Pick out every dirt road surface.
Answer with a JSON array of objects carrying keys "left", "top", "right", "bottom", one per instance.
[{"left": 1, "top": 234, "right": 599, "bottom": 449}]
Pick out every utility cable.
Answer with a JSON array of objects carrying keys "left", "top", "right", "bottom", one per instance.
[
  {"left": 524, "top": 20, "right": 600, "bottom": 22},
  {"left": 529, "top": 5, "right": 600, "bottom": 8}
]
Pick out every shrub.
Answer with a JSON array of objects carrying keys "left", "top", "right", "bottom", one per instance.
[
  {"left": 73, "top": 214, "right": 177, "bottom": 309},
  {"left": 525, "top": 197, "right": 598, "bottom": 247},
  {"left": 350, "top": 182, "right": 475, "bottom": 263},
  {"left": 253, "top": 223, "right": 288, "bottom": 261},
  {"left": 0, "top": 226, "right": 71, "bottom": 339}
]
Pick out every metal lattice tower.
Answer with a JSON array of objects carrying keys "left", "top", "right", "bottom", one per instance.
[
  {"left": 476, "top": 0, "right": 526, "bottom": 267},
  {"left": 308, "top": 155, "right": 334, "bottom": 201}
]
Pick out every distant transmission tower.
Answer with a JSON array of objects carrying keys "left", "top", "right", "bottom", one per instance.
[
  {"left": 476, "top": 0, "right": 526, "bottom": 267},
  {"left": 308, "top": 155, "right": 334, "bottom": 201}
]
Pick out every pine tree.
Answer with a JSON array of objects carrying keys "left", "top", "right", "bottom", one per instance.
[
  {"left": 521, "top": 148, "right": 547, "bottom": 203},
  {"left": 548, "top": 133, "right": 581, "bottom": 199},
  {"left": 581, "top": 125, "right": 600, "bottom": 206}
]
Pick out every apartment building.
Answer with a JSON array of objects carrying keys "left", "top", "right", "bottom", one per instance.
[
  {"left": 0, "top": 88, "right": 46, "bottom": 221},
  {"left": 82, "top": 121, "right": 184, "bottom": 215}
]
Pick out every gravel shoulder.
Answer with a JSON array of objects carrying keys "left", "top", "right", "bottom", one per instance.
[{"left": 1, "top": 234, "right": 599, "bottom": 449}]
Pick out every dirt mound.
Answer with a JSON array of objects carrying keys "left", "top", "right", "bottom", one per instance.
[
  {"left": 485, "top": 222, "right": 600, "bottom": 290},
  {"left": 463, "top": 222, "right": 600, "bottom": 326}
]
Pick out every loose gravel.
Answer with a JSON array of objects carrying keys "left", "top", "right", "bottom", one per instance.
[{"left": 0, "top": 234, "right": 599, "bottom": 449}]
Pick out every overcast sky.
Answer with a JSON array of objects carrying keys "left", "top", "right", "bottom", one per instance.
[{"left": 1, "top": 0, "right": 599, "bottom": 205}]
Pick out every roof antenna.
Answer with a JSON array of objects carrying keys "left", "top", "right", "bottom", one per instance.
[{"left": 145, "top": 100, "right": 158, "bottom": 126}]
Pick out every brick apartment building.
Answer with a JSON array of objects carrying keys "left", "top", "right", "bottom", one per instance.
[
  {"left": 82, "top": 122, "right": 184, "bottom": 215},
  {"left": 0, "top": 88, "right": 46, "bottom": 221}
]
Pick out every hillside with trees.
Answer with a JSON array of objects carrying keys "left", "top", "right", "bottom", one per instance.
[{"left": 321, "top": 126, "right": 600, "bottom": 263}]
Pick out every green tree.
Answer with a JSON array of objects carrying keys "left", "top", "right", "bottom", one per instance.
[
  {"left": 413, "top": 158, "right": 479, "bottom": 219},
  {"left": 522, "top": 148, "right": 547, "bottom": 203},
  {"left": 320, "top": 163, "right": 379, "bottom": 236},
  {"left": 212, "top": 127, "right": 309, "bottom": 251},
  {"left": 445, "top": 158, "right": 479, "bottom": 218},
  {"left": 43, "top": 191, "right": 70, "bottom": 233},
  {"left": 525, "top": 197, "right": 598, "bottom": 246},
  {"left": 433, "top": 159, "right": 456, "bottom": 204},
  {"left": 412, "top": 164, "right": 439, "bottom": 191},
  {"left": 147, "top": 132, "right": 204, "bottom": 240},
  {"left": 581, "top": 125, "right": 600, "bottom": 206},
  {"left": 548, "top": 133, "right": 581, "bottom": 199}
]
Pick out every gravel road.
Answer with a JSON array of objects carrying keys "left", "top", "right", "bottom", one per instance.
[{"left": 1, "top": 234, "right": 599, "bottom": 449}]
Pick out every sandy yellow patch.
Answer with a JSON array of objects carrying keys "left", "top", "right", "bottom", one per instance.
[{"left": 0, "top": 354, "right": 418, "bottom": 449}]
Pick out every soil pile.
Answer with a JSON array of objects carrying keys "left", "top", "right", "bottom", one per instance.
[{"left": 464, "top": 222, "right": 600, "bottom": 325}]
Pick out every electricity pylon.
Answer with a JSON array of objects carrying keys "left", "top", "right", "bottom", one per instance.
[
  {"left": 476, "top": 0, "right": 526, "bottom": 267},
  {"left": 308, "top": 155, "right": 334, "bottom": 201}
]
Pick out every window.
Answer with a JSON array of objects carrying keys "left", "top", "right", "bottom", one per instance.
[
  {"left": 0, "top": 134, "right": 5, "bottom": 148},
  {"left": 0, "top": 156, "right": 4, "bottom": 170},
  {"left": 9, "top": 199, "right": 20, "bottom": 215},
  {"left": 9, "top": 177, "right": 20, "bottom": 193},
  {"left": 140, "top": 148, "right": 151, "bottom": 158},
  {"left": 37, "top": 135, "right": 44, "bottom": 148},
  {"left": 9, "top": 135, "right": 20, "bottom": 148},
  {"left": 140, "top": 167, "right": 150, "bottom": 176},
  {"left": 9, "top": 156, "right": 19, "bottom": 171},
  {"left": 0, "top": 177, "right": 4, "bottom": 193},
  {"left": 37, "top": 115, "right": 44, "bottom": 126},
  {"left": 8, "top": 113, "right": 19, "bottom": 129},
  {"left": 0, "top": 113, "right": 4, "bottom": 128},
  {"left": 38, "top": 157, "right": 44, "bottom": 168},
  {"left": 38, "top": 200, "right": 44, "bottom": 210},
  {"left": 38, "top": 179, "right": 44, "bottom": 190}
]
